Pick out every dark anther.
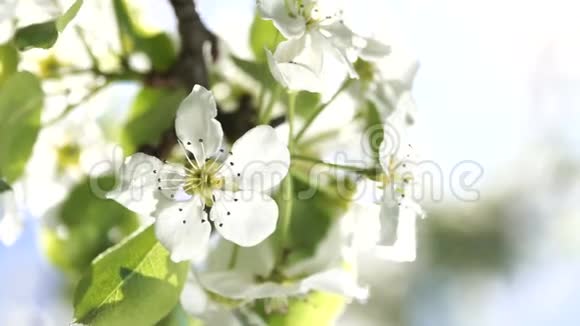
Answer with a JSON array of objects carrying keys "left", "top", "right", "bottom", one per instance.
[
  {"left": 212, "top": 194, "right": 216, "bottom": 201},
  {"left": 234, "top": 198, "right": 238, "bottom": 202},
  {"left": 157, "top": 178, "right": 161, "bottom": 182},
  {"left": 229, "top": 151, "right": 233, "bottom": 155},
  {"left": 227, "top": 211, "right": 231, "bottom": 216},
  {"left": 237, "top": 173, "right": 241, "bottom": 177},
  {"left": 229, "top": 162, "right": 234, "bottom": 166},
  {"left": 198, "top": 138, "right": 203, "bottom": 143},
  {"left": 201, "top": 219, "right": 206, "bottom": 223},
  {"left": 153, "top": 170, "right": 157, "bottom": 174},
  {"left": 219, "top": 223, "right": 223, "bottom": 227},
  {"left": 179, "top": 208, "right": 183, "bottom": 212},
  {"left": 182, "top": 220, "right": 187, "bottom": 224},
  {"left": 171, "top": 194, "right": 175, "bottom": 198},
  {"left": 187, "top": 141, "right": 191, "bottom": 145},
  {"left": 220, "top": 149, "right": 225, "bottom": 152},
  {"left": 158, "top": 186, "right": 162, "bottom": 190}
]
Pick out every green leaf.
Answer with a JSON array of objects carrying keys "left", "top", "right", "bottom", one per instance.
[
  {"left": 156, "top": 305, "right": 203, "bottom": 326},
  {"left": 0, "top": 43, "right": 19, "bottom": 85},
  {"left": 56, "top": 0, "right": 84, "bottom": 32},
  {"left": 41, "top": 177, "right": 139, "bottom": 275},
  {"left": 113, "top": 0, "right": 176, "bottom": 71},
  {"left": 14, "top": 22, "right": 59, "bottom": 50},
  {"left": 276, "top": 168, "right": 357, "bottom": 263},
  {"left": 0, "top": 72, "right": 43, "bottom": 183},
  {"left": 14, "top": 0, "right": 83, "bottom": 50},
  {"left": 291, "top": 91, "right": 321, "bottom": 119},
  {"left": 267, "top": 292, "right": 345, "bottom": 326},
  {"left": 0, "top": 179, "right": 11, "bottom": 193},
  {"left": 121, "top": 87, "right": 187, "bottom": 152},
  {"left": 74, "top": 225, "right": 189, "bottom": 326},
  {"left": 363, "top": 100, "right": 384, "bottom": 163},
  {"left": 231, "top": 56, "right": 276, "bottom": 90},
  {"left": 249, "top": 12, "right": 283, "bottom": 61}
]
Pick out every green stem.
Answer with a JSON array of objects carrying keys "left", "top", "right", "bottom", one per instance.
[
  {"left": 277, "top": 92, "right": 297, "bottom": 265},
  {"left": 294, "top": 79, "right": 351, "bottom": 143},
  {"left": 292, "top": 154, "right": 373, "bottom": 174},
  {"left": 44, "top": 82, "right": 110, "bottom": 126},
  {"left": 259, "top": 86, "right": 281, "bottom": 124},
  {"left": 228, "top": 244, "right": 239, "bottom": 270}
]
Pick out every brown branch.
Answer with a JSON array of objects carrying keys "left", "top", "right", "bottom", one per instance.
[
  {"left": 140, "top": 0, "right": 216, "bottom": 158},
  {"left": 168, "top": 0, "right": 215, "bottom": 89}
]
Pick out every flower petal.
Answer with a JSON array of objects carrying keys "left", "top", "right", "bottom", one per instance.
[
  {"left": 210, "top": 190, "right": 278, "bottom": 247},
  {"left": 257, "top": 0, "right": 306, "bottom": 39},
  {"left": 154, "top": 197, "right": 211, "bottom": 262},
  {"left": 374, "top": 198, "right": 423, "bottom": 262},
  {"left": 199, "top": 271, "right": 301, "bottom": 300},
  {"left": 359, "top": 37, "right": 391, "bottom": 61},
  {"left": 180, "top": 273, "right": 208, "bottom": 316},
  {"left": 175, "top": 85, "right": 224, "bottom": 162},
  {"left": 267, "top": 50, "right": 323, "bottom": 93},
  {"left": 224, "top": 125, "right": 290, "bottom": 192},
  {"left": 300, "top": 269, "right": 369, "bottom": 300},
  {"left": 106, "top": 153, "right": 165, "bottom": 217}
]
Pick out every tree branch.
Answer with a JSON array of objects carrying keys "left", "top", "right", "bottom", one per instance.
[
  {"left": 168, "top": 0, "right": 215, "bottom": 89},
  {"left": 143, "top": 0, "right": 216, "bottom": 158}
]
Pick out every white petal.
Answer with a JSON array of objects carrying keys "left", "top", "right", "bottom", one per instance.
[
  {"left": 175, "top": 85, "right": 224, "bottom": 162},
  {"left": 267, "top": 50, "right": 323, "bottom": 93},
  {"left": 155, "top": 197, "right": 211, "bottom": 262},
  {"left": 199, "top": 271, "right": 301, "bottom": 300},
  {"left": 343, "top": 204, "right": 382, "bottom": 253},
  {"left": 300, "top": 269, "right": 369, "bottom": 300},
  {"left": 256, "top": 0, "right": 306, "bottom": 39},
  {"left": 273, "top": 37, "right": 307, "bottom": 63},
  {"left": 224, "top": 125, "right": 290, "bottom": 192},
  {"left": 210, "top": 190, "right": 278, "bottom": 247},
  {"left": 359, "top": 37, "right": 391, "bottom": 61},
  {"left": 106, "top": 153, "right": 164, "bottom": 217},
  {"left": 180, "top": 273, "right": 208, "bottom": 316},
  {"left": 0, "top": 190, "right": 23, "bottom": 246},
  {"left": 207, "top": 240, "right": 276, "bottom": 278},
  {"left": 374, "top": 198, "right": 423, "bottom": 262}
]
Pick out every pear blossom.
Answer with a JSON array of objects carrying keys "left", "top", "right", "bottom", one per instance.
[
  {"left": 22, "top": 110, "right": 112, "bottom": 218},
  {"left": 371, "top": 113, "right": 426, "bottom": 262},
  {"left": 259, "top": 0, "right": 390, "bottom": 92},
  {"left": 180, "top": 222, "right": 368, "bottom": 318},
  {"left": 108, "top": 85, "right": 290, "bottom": 262}
]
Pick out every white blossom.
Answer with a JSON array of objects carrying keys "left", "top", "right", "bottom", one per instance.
[
  {"left": 258, "top": 0, "right": 390, "bottom": 92},
  {"left": 108, "top": 85, "right": 290, "bottom": 262},
  {"left": 179, "top": 216, "right": 368, "bottom": 315},
  {"left": 22, "top": 110, "right": 112, "bottom": 218},
  {"left": 371, "top": 113, "right": 426, "bottom": 262}
]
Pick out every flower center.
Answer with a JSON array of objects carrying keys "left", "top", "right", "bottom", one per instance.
[
  {"left": 56, "top": 143, "right": 81, "bottom": 172},
  {"left": 184, "top": 159, "right": 224, "bottom": 206}
]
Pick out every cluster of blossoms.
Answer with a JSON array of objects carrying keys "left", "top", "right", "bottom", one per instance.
[
  {"left": 0, "top": 0, "right": 426, "bottom": 323},
  {"left": 105, "top": 0, "right": 426, "bottom": 320}
]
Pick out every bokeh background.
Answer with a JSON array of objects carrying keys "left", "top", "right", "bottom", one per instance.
[{"left": 1, "top": 0, "right": 580, "bottom": 325}]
